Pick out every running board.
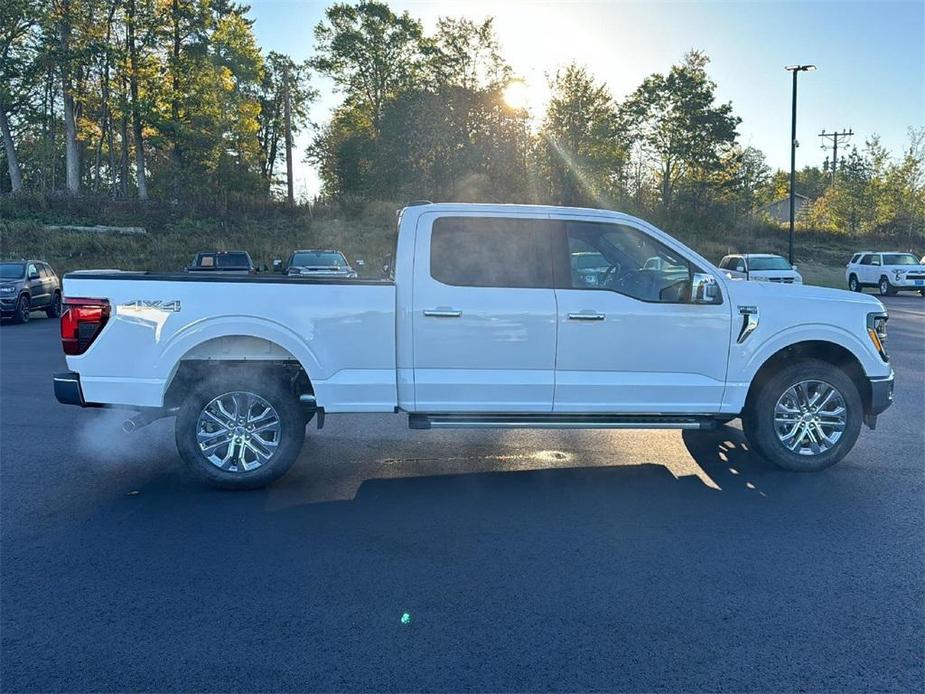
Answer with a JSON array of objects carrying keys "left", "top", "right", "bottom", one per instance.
[{"left": 408, "top": 413, "right": 717, "bottom": 430}]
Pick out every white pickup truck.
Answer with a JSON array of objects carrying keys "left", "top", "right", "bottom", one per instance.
[{"left": 55, "top": 203, "right": 894, "bottom": 489}]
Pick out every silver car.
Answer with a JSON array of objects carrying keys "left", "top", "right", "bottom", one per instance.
[
  {"left": 285, "top": 250, "right": 357, "bottom": 279},
  {"left": 719, "top": 253, "right": 803, "bottom": 284}
]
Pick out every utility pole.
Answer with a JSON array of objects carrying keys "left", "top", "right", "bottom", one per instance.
[
  {"left": 819, "top": 129, "right": 853, "bottom": 180},
  {"left": 283, "top": 65, "right": 294, "bottom": 205},
  {"left": 785, "top": 64, "right": 816, "bottom": 265}
]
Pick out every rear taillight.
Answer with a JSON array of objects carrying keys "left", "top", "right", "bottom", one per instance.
[{"left": 61, "top": 297, "right": 110, "bottom": 355}]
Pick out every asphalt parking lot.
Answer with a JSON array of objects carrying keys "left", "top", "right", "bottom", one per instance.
[{"left": 1, "top": 296, "right": 923, "bottom": 692}]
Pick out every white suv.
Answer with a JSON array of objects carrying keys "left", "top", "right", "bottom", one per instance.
[
  {"left": 718, "top": 254, "right": 803, "bottom": 284},
  {"left": 846, "top": 252, "right": 925, "bottom": 296}
]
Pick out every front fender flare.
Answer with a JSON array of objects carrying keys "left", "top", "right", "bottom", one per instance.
[{"left": 736, "top": 323, "right": 884, "bottom": 384}]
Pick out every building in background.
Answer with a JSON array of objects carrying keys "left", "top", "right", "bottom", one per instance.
[{"left": 757, "top": 193, "right": 811, "bottom": 224}]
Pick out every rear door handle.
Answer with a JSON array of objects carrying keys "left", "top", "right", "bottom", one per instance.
[
  {"left": 568, "top": 312, "right": 605, "bottom": 321},
  {"left": 423, "top": 308, "right": 462, "bottom": 318}
]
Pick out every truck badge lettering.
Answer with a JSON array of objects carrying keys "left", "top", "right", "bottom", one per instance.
[{"left": 121, "top": 299, "right": 182, "bottom": 312}]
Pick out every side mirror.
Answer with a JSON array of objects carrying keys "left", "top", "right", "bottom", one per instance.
[
  {"left": 792, "top": 264, "right": 798, "bottom": 271},
  {"left": 29, "top": 271, "right": 40, "bottom": 280},
  {"left": 272, "top": 259, "right": 283, "bottom": 273},
  {"left": 691, "top": 273, "right": 721, "bottom": 304}
]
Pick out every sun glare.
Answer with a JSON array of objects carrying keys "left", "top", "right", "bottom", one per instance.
[{"left": 502, "top": 81, "right": 530, "bottom": 110}]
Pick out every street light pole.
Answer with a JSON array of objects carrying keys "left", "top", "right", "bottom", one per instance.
[{"left": 785, "top": 64, "right": 815, "bottom": 265}]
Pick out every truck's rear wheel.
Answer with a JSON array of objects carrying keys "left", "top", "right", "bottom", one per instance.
[
  {"left": 175, "top": 374, "right": 305, "bottom": 489},
  {"left": 742, "top": 359, "right": 862, "bottom": 472}
]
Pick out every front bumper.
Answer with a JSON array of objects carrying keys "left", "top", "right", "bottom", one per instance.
[
  {"left": 863, "top": 372, "right": 894, "bottom": 429},
  {"left": 868, "top": 373, "right": 894, "bottom": 415},
  {"left": 0, "top": 296, "right": 18, "bottom": 314},
  {"left": 54, "top": 371, "right": 87, "bottom": 406}
]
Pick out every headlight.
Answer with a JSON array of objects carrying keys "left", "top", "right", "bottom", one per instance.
[
  {"left": 867, "top": 312, "right": 889, "bottom": 361},
  {"left": 0, "top": 286, "right": 14, "bottom": 295},
  {"left": 893, "top": 269, "right": 905, "bottom": 280}
]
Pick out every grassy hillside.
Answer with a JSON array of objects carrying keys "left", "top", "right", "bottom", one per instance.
[
  {"left": 0, "top": 197, "right": 399, "bottom": 277},
  {"left": 2, "top": 196, "right": 916, "bottom": 288}
]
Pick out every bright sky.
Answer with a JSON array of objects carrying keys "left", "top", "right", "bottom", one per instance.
[{"left": 247, "top": 0, "right": 925, "bottom": 200}]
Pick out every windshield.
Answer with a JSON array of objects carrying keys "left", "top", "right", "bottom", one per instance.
[
  {"left": 882, "top": 253, "right": 919, "bottom": 266},
  {"left": 0, "top": 263, "right": 25, "bottom": 279},
  {"left": 290, "top": 252, "right": 347, "bottom": 268},
  {"left": 195, "top": 253, "right": 250, "bottom": 268},
  {"left": 216, "top": 253, "right": 249, "bottom": 267},
  {"left": 573, "top": 252, "right": 607, "bottom": 270},
  {"left": 748, "top": 256, "right": 792, "bottom": 271}
]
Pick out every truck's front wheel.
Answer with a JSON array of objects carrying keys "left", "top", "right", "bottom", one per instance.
[
  {"left": 175, "top": 374, "right": 305, "bottom": 489},
  {"left": 742, "top": 359, "right": 862, "bottom": 472}
]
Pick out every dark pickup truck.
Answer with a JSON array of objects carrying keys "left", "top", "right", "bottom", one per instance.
[{"left": 186, "top": 251, "right": 257, "bottom": 274}]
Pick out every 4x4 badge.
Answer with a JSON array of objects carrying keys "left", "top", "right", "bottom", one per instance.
[{"left": 121, "top": 299, "right": 181, "bottom": 312}]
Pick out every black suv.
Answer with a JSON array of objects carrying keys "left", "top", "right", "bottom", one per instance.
[
  {"left": 186, "top": 251, "right": 257, "bottom": 274},
  {"left": 0, "top": 260, "right": 62, "bottom": 323}
]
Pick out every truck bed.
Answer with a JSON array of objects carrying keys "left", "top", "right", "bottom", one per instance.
[{"left": 62, "top": 271, "right": 397, "bottom": 412}]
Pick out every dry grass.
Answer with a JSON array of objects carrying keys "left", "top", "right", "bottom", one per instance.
[{"left": 1, "top": 210, "right": 397, "bottom": 277}]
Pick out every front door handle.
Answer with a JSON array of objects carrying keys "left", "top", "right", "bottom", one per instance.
[
  {"left": 423, "top": 308, "right": 462, "bottom": 318},
  {"left": 568, "top": 312, "right": 605, "bottom": 321}
]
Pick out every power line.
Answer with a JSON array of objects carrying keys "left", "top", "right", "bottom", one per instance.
[{"left": 819, "top": 129, "right": 853, "bottom": 180}]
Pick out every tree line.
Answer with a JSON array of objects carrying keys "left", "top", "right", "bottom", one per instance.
[
  {"left": 1, "top": 0, "right": 922, "bottom": 240},
  {"left": 1, "top": 0, "right": 315, "bottom": 205}
]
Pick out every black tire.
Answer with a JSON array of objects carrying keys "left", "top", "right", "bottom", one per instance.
[
  {"left": 11, "top": 295, "right": 30, "bottom": 324},
  {"left": 741, "top": 412, "right": 759, "bottom": 455},
  {"left": 45, "top": 291, "right": 62, "bottom": 318},
  {"left": 741, "top": 358, "right": 862, "bottom": 472},
  {"left": 847, "top": 274, "right": 861, "bottom": 292},
  {"left": 175, "top": 373, "right": 305, "bottom": 489},
  {"left": 878, "top": 276, "right": 896, "bottom": 296}
]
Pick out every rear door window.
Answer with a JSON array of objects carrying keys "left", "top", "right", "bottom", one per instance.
[{"left": 430, "top": 217, "right": 555, "bottom": 288}]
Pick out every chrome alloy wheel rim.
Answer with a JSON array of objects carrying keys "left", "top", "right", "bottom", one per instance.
[
  {"left": 774, "top": 380, "right": 847, "bottom": 456},
  {"left": 196, "top": 391, "right": 281, "bottom": 472}
]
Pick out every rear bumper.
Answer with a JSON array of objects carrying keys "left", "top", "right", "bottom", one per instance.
[{"left": 54, "top": 371, "right": 87, "bottom": 406}]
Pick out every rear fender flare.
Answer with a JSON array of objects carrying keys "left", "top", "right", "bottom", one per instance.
[{"left": 156, "top": 316, "right": 323, "bottom": 390}]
